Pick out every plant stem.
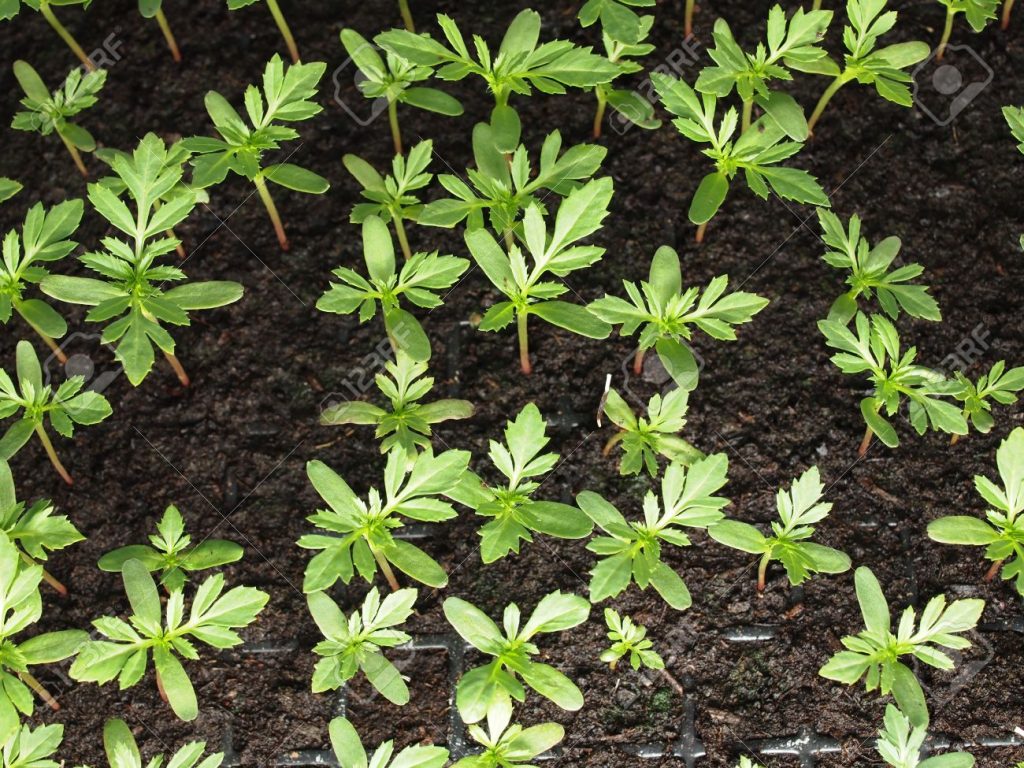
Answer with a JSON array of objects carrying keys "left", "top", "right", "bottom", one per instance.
[
  {"left": 937, "top": 8, "right": 955, "bottom": 61},
  {"left": 950, "top": 432, "right": 962, "bottom": 446},
  {"left": 517, "top": 312, "right": 532, "bottom": 375},
  {"left": 154, "top": 8, "right": 182, "bottom": 62},
  {"left": 168, "top": 228, "right": 187, "bottom": 258},
  {"left": 40, "top": 2, "right": 94, "bottom": 71},
  {"left": 858, "top": 424, "right": 874, "bottom": 458},
  {"left": 398, "top": 0, "right": 415, "bottom": 31},
  {"left": 602, "top": 431, "right": 624, "bottom": 457},
  {"left": 633, "top": 346, "right": 646, "bottom": 375},
  {"left": 59, "top": 133, "right": 88, "bottom": 178},
  {"left": 757, "top": 556, "right": 769, "bottom": 593},
  {"left": 1004, "top": 0, "right": 1016, "bottom": 29},
  {"left": 807, "top": 76, "right": 845, "bottom": 135},
  {"left": 684, "top": 0, "right": 696, "bottom": 38},
  {"left": 265, "top": 0, "right": 299, "bottom": 62},
  {"left": 163, "top": 350, "right": 190, "bottom": 387},
  {"left": 503, "top": 228, "right": 515, "bottom": 251},
  {"left": 593, "top": 92, "right": 607, "bottom": 139},
  {"left": 22, "top": 316, "right": 67, "bottom": 364},
  {"left": 371, "top": 546, "right": 400, "bottom": 591},
  {"left": 18, "top": 671, "right": 60, "bottom": 711},
  {"left": 388, "top": 100, "right": 403, "bottom": 155},
  {"left": 156, "top": 669, "right": 168, "bottom": 702},
  {"left": 34, "top": 424, "right": 72, "bottom": 486},
  {"left": 812, "top": 0, "right": 822, "bottom": 9},
  {"left": 393, "top": 214, "right": 412, "bottom": 261},
  {"left": 984, "top": 558, "right": 1004, "bottom": 581},
  {"left": 254, "top": 174, "right": 289, "bottom": 250},
  {"left": 21, "top": 552, "right": 69, "bottom": 595},
  {"left": 741, "top": 99, "right": 754, "bottom": 133},
  {"left": 695, "top": 222, "right": 708, "bottom": 243}
]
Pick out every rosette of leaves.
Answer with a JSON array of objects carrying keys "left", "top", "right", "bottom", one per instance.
[
  {"left": 0, "top": 1, "right": 95, "bottom": 71},
  {"left": 329, "top": 716, "right": 448, "bottom": 768},
  {"left": 93, "top": 717, "right": 224, "bottom": 768},
  {"left": 601, "top": 387, "right": 703, "bottom": 477},
  {"left": 876, "top": 704, "right": 975, "bottom": 768},
  {"left": 600, "top": 608, "right": 664, "bottom": 671},
  {"left": 950, "top": 361, "right": 1024, "bottom": 440},
  {"left": 451, "top": 700, "right": 564, "bottom": 768}
]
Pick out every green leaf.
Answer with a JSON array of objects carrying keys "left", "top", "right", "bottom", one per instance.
[
  {"left": 689, "top": 173, "right": 729, "bottom": 224},
  {"left": 530, "top": 301, "right": 610, "bottom": 339},
  {"left": 708, "top": 520, "right": 768, "bottom": 553},
  {"left": 154, "top": 646, "right": 198, "bottom": 721},
  {"left": 854, "top": 566, "right": 890, "bottom": 636},
  {"left": 328, "top": 718, "right": 368, "bottom": 768},
  {"left": 263, "top": 163, "right": 330, "bottom": 193}
]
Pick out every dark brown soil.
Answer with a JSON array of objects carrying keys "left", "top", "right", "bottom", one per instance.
[{"left": 1, "top": 0, "right": 1022, "bottom": 765}]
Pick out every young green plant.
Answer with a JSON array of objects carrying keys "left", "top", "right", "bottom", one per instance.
[
  {"left": 600, "top": 387, "right": 703, "bottom": 477},
  {"left": 601, "top": 608, "right": 664, "bottom": 671},
  {"left": 184, "top": 55, "right": 328, "bottom": 250},
  {"left": 452, "top": 701, "right": 565, "bottom": 768},
  {"left": 11, "top": 61, "right": 106, "bottom": 178},
  {"left": 444, "top": 590, "right": 590, "bottom": 723},
  {"left": 818, "top": 566, "right": 984, "bottom": 727},
  {"left": 876, "top": 704, "right": 975, "bottom": 768},
  {"left": 709, "top": 466, "right": 851, "bottom": 592},
  {"left": 949, "top": 360, "right": 1024, "bottom": 444},
  {"left": 0, "top": 1, "right": 95, "bottom": 70},
  {"left": 576, "top": 454, "right": 730, "bottom": 610},
  {"left": 328, "top": 716, "right": 448, "bottom": 768},
  {"left": 0, "top": 723, "right": 65, "bottom": 768},
  {"left": 935, "top": 0, "right": 1000, "bottom": 59},
  {"left": 138, "top": 0, "right": 181, "bottom": 62},
  {"left": 40, "top": 133, "right": 244, "bottom": 387},
  {"left": 226, "top": 0, "right": 299, "bottom": 62},
  {"left": 0, "top": 340, "right": 112, "bottom": 485},
  {"left": 70, "top": 559, "right": 269, "bottom": 721},
  {"left": 93, "top": 717, "right": 225, "bottom": 768}
]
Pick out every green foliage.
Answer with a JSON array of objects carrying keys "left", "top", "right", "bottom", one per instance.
[
  {"left": 40, "top": 134, "right": 243, "bottom": 386},
  {"left": 876, "top": 704, "right": 975, "bottom": 768},
  {"left": 0, "top": 723, "right": 64, "bottom": 768},
  {"left": 709, "top": 466, "right": 851, "bottom": 590},
  {"left": 316, "top": 215, "right": 469, "bottom": 362},
  {"left": 818, "top": 210, "right": 940, "bottom": 324},
  {"left": 818, "top": 566, "right": 984, "bottom": 728},
  {"left": 451, "top": 701, "right": 564, "bottom": 768},
  {"left": 937, "top": 0, "right": 1000, "bottom": 33},
  {"left": 577, "top": 455, "right": 730, "bottom": 610},
  {"left": 929, "top": 426, "right": 1024, "bottom": 595},
  {"left": 0, "top": 199, "right": 83, "bottom": 347},
  {"left": 0, "top": 180, "right": 22, "bottom": 205},
  {"left": 11, "top": 61, "right": 105, "bottom": 154},
  {"left": 736, "top": 758, "right": 765, "bottom": 768},
  {"left": 578, "top": 0, "right": 656, "bottom": 45},
  {"left": 329, "top": 716, "right": 448, "bottom": 768},
  {"left": 0, "top": 459, "right": 83, "bottom": 566},
  {"left": 1006, "top": 106, "right": 1024, "bottom": 250},
  {"left": 307, "top": 587, "right": 416, "bottom": 706},
  {"left": 951, "top": 361, "right": 1024, "bottom": 434},
  {"left": 299, "top": 449, "right": 470, "bottom": 592},
  {"left": 601, "top": 387, "right": 703, "bottom": 477},
  {"left": 590, "top": 246, "right": 768, "bottom": 391},
  {"left": 70, "top": 560, "right": 269, "bottom": 721},
  {"left": 600, "top": 608, "right": 663, "bottom": 671},
  {"left": 93, "top": 717, "right": 224, "bottom": 768},
  {"left": 444, "top": 590, "right": 590, "bottom": 723},
  {"left": 98, "top": 505, "right": 243, "bottom": 592}
]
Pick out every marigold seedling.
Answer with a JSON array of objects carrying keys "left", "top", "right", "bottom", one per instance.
[
  {"left": 464, "top": 178, "right": 614, "bottom": 374},
  {"left": 818, "top": 566, "right": 984, "bottom": 727},
  {"left": 316, "top": 215, "right": 469, "bottom": 362},
  {"left": 96, "top": 717, "right": 224, "bottom": 768},
  {"left": 444, "top": 590, "right": 590, "bottom": 723},
  {"left": 950, "top": 360, "right": 1024, "bottom": 442},
  {"left": 577, "top": 454, "right": 730, "bottom": 610},
  {"left": 653, "top": 73, "right": 830, "bottom": 241},
  {"left": 0, "top": 1, "right": 95, "bottom": 71},
  {"left": 71, "top": 559, "right": 269, "bottom": 721},
  {"left": 138, "top": 0, "right": 181, "bottom": 62},
  {"left": 0, "top": 459, "right": 83, "bottom": 595},
  {"left": 320, "top": 353, "right": 474, "bottom": 458},
  {"left": 329, "top": 716, "right": 448, "bottom": 768},
  {"left": 709, "top": 466, "right": 851, "bottom": 592},
  {"left": 935, "top": 0, "right": 1000, "bottom": 59},
  {"left": 601, "top": 387, "right": 703, "bottom": 477},
  {"left": 226, "top": 0, "right": 300, "bottom": 62},
  {"left": 806, "top": 1, "right": 930, "bottom": 134},
  {"left": 590, "top": 245, "right": 769, "bottom": 389},
  {"left": 1, "top": 723, "right": 64, "bottom": 768},
  {"left": 929, "top": 426, "right": 1024, "bottom": 593},
  {"left": 307, "top": 587, "right": 416, "bottom": 705},
  {"left": 98, "top": 504, "right": 243, "bottom": 592},
  {"left": 340, "top": 28, "right": 463, "bottom": 155},
  {"left": 601, "top": 608, "right": 664, "bottom": 671},
  {"left": 183, "top": 55, "right": 328, "bottom": 250},
  {"left": 0, "top": 340, "right": 112, "bottom": 485},
  {"left": 11, "top": 61, "right": 106, "bottom": 178},
  {"left": 818, "top": 209, "right": 940, "bottom": 324},
  {"left": 736, "top": 758, "right": 764, "bottom": 768},
  {"left": 579, "top": 0, "right": 656, "bottom": 45},
  {"left": 876, "top": 704, "right": 975, "bottom": 768},
  {"left": 451, "top": 700, "right": 564, "bottom": 767},
  {"left": 450, "top": 403, "right": 593, "bottom": 563},
  {"left": 0, "top": 179, "right": 21, "bottom": 204},
  {"left": 41, "top": 134, "right": 244, "bottom": 387},
  {"left": 818, "top": 312, "right": 967, "bottom": 455},
  {"left": 300, "top": 449, "right": 470, "bottom": 592},
  {"left": 0, "top": 198, "right": 84, "bottom": 363}
]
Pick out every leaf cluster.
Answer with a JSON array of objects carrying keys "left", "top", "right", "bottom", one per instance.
[
  {"left": 600, "top": 608, "right": 663, "bottom": 671},
  {"left": 601, "top": 387, "right": 703, "bottom": 478},
  {"left": 11, "top": 61, "right": 106, "bottom": 152},
  {"left": 876, "top": 704, "right": 975, "bottom": 768},
  {"left": 329, "top": 716, "right": 448, "bottom": 768}
]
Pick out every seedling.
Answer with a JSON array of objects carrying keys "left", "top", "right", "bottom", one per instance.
[
  {"left": 92, "top": 718, "right": 224, "bottom": 768},
  {"left": 806, "top": 1, "right": 930, "bottom": 134},
  {"left": 225, "top": 0, "right": 300, "bottom": 63},
  {"left": 183, "top": 55, "right": 328, "bottom": 250},
  {"left": 876, "top": 704, "right": 975, "bottom": 768},
  {"left": 590, "top": 245, "right": 769, "bottom": 389},
  {"left": 307, "top": 587, "right": 416, "bottom": 705},
  {"left": 70, "top": 559, "right": 269, "bottom": 721},
  {"left": 601, "top": 387, "right": 703, "bottom": 477},
  {"left": 709, "top": 466, "right": 851, "bottom": 592},
  {"left": 929, "top": 427, "right": 1024, "bottom": 593},
  {"left": 452, "top": 700, "right": 564, "bottom": 767},
  {"left": 343, "top": 140, "right": 434, "bottom": 260},
  {"left": 300, "top": 449, "right": 471, "bottom": 592},
  {"left": 601, "top": 608, "right": 664, "bottom": 671},
  {"left": 451, "top": 403, "right": 594, "bottom": 563},
  {"left": 653, "top": 73, "right": 830, "bottom": 241},
  {"left": 935, "top": 0, "right": 1000, "bottom": 60},
  {"left": 464, "top": 178, "right": 614, "bottom": 374},
  {"left": 818, "top": 566, "right": 984, "bottom": 727},
  {"left": 684, "top": 0, "right": 697, "bottom": 37},
  {"left": 950, "top": 360, "right": 1024, "bottom": 441},
  {"left": 444, "top": 590, "right": 590, "bottom": 723},
  {"left": 736, "top": 759, "right": 764, "bottom": 768},
  {"left": 818, "top": 312, "right": 967, "bottom": 455},
  {"left": 579, "top": 0, "right": 656, "bottom": 45},
  {"left": 576, "top": 454, "right": 730, "bottom": 610},
  {"left": 1, "top": 198, "right": 84, "bottom": 362},
  {"left": 3, "top": 723, "right": 65, "bottom": 766},
  {"left": 0, "top": 533, "right": 88, "bottom": 737},
  {"left": 0, "top": 459, "right": 83, "bottom": 595},
  {"left": 329, "top": 716, "right": 448, "bottom": 768},
  {"left": 696, "top": 5, "right": 833, "bottom": 139},
  {"left": 340, "top": 29, "right": 463, "bottom": 155},
  {"left": 0, "top": 340, "right": 112, "bottom": 486},
  {"left": 98, "top": 504, "right": 244, "bottom": 591},
  {"left": 316, "top": 215, "right": 470, "bottom": 362},
  {"left": 817, "top": 210, "right": 940, "bottom": 324},
  {"left": 11, "top": 61, "right": 106, "bottom": 178},
  {"left": 138, "top": 0, "right": 181, "bottom": 62},
  {"left": 1005, "top": 0, "right": 1017, "bottom": 28},
  {"left": 1006, "top": 106, "right": 1024, "bottom": 249},
  {"left": 0, "top": 1, "right": 95, "bottom": 71},
  {"left": 40, "top": 134, "right": 244, "bottom": 387},
  {"left": 0, "top": 179, "right": 21, "bottom": 204},
  {"left": 419, "top": 128, "right": 607, "bottom": 246}
]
